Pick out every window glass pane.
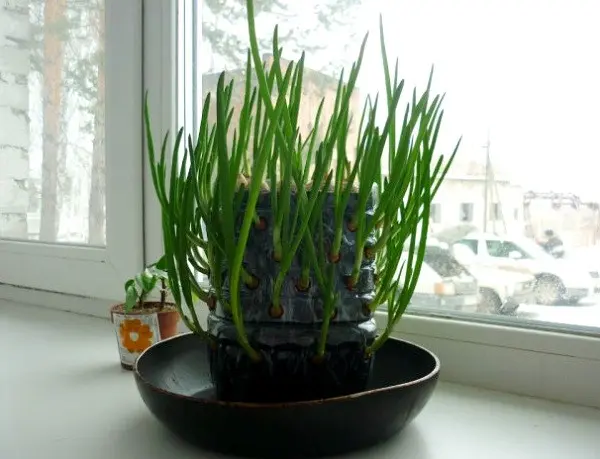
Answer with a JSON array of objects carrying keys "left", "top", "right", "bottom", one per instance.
[
  {"left": 423, "top": 246, "right": 470, "bottom": 278},
  {"left": 0, "top": 0, "right": 105, "bottom": 245},
  {"left": 459, "top": 239, "right": 478, "bottom": 255},
  {"left": 491, "top": 202, "right": 501, "bottom": 221},
  {"left": 196, "top": 0, "right": 600, "bottom": 332},
  {"left": 486, "top": 240, "right": 526, "bottom": 258},
  {"left": 459, "top": 203, "right": 474, "bottom": 222}
]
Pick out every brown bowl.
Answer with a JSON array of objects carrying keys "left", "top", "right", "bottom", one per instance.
[{"left": 133, "top": 333, "right": 440, "bottom": 458}]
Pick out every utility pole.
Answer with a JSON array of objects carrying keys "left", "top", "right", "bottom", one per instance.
[{"left": 482, "top": 131, "right": 491, "bottom": 232}]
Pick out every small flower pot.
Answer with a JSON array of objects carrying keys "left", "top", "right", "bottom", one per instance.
[{"left": 110, "top": 302, "right": 180, "bottom": 370}]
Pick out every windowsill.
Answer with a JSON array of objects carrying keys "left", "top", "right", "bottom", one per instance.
[
  {"left": 2, "top": 283, "right": 600, "bottom": 409},
  {"left": 3, "top": 300, "right": 600, "bottom": 459}
]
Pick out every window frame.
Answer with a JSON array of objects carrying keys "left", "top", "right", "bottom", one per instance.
[
  {"left": 1, "top": 0, "right": 599, "bottom": 411},
  {"left": 0, "top": 0, "right": 144, "bottom": 301},
  {"left": 142, "top": 0, "right": 208, "bottom": 283},
  {"left": 144, "top": 0, "right": 600, "bottom": 409},
  {"left": 141, "top": 0, "right": 178, "bottom": 266},
  {"left": 377, "top": 311, "right": 600, "bottom": 409}
]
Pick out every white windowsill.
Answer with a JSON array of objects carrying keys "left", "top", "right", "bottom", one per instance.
[
  {"left": 1, "top": 283, "right": 600, "bottom": 410},
  {"left": 2, "top": 300, "right": 599, "bottom": 459}
]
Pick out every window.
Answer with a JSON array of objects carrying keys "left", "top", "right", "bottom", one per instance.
[
  {"left": 491, "top": 202, "right": 501, "bottom": 221},
  {"left": 1, "top": 0, "right": 597, "bottom": 409},
  {"left": 424, "top": 246, "right": 470, "bottom": 278},
  {"left": 195, "top": 0, "right": 600, "bottom": 342},
  {"left": 459, "top": 238, "right": 479, "bottom": 254},
  {"left": 431, "top": 203, "right": 441, "bottom": 224},
  {"left": 460, "top": 203, "right": 474, "bottom": 222},
  {"left": 485, "top": 240, "right": 529, "bottom": 259},
  {"left": 0, "top": 0, "right": 143, "bottom": 299}
]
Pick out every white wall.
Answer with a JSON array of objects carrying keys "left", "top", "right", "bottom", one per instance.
[{"left": 430, "top": 178, "right": 524, "bottom": 236}]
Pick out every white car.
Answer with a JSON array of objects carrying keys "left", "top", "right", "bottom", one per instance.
[
  {"left": 557, "top": 245, "right": 600, "bottom": 295},
  {"left": 452, "top": 242, "right": 536, "bottom": 314},
  {"left": 398, "top": 245, "right": 479, "bottom": 313},
  {"left": 457, "top": 232, "right": 595, "bottom": 305}
]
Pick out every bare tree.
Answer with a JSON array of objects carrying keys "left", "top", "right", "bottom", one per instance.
[
  {"left": 39, "top": 0, "right": 67, "bottom": 241},
  {"left": 59, "top": 0, "right": 105, "bottom": 244},
  {"left": 87, "top": 0, "right": 105, "bottom": 245},
  {"left": 202, "top": 0, "right": 364, "bottom": 74}
]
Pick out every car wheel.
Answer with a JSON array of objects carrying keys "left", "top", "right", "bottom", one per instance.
[
  {"left": 534, "top": 275, "right": 564, "bottom": 305},
  {"left": 478, "top": 288, "right": 503, "bottom": 314}
]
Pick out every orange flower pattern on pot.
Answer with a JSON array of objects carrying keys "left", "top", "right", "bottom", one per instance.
[{"left": 119, "top": 318, "right": 154, "bottom": 353}]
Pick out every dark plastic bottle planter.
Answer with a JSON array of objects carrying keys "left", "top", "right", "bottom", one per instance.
[{"left": 207, "top": 188, "right": 379, "bottom": 403}]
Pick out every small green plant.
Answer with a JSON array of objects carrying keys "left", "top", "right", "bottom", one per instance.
[
  {"left": 144, "top": 0, "right": 460, "bottom": 361},
  {"left": 123, "top": 257, "right": 170, "bottom": 313}
]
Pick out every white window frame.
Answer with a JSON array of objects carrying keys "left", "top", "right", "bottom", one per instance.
[
  {"left": 377, "top": 312, "right": 600, "bottom": 409},
  {"left": 142, "top": 0, "right": 178, "bottom": 266},
  {"left": 0, "top": 0, "right": 144, "bottom": 301},
  {"left": 140, "top": 0, "right": 600, "bottom": 411},
  {"left": 1, "top": 0, "right": 599, "bottom": 411},
  {"left": 142, "top": 0, "right": 205, "bottom": 279}
]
